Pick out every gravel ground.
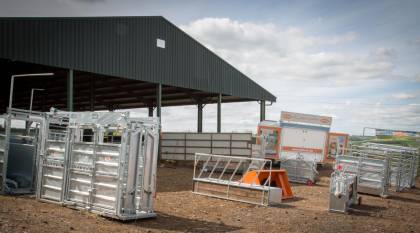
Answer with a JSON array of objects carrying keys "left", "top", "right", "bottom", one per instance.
[{"left": 1, "top": 165, "right": 420, "bottom": 233}]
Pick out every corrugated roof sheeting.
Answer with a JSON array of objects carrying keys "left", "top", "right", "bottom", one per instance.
[{"left": 0, "top": 16, "right": 276, "bottom": 102}]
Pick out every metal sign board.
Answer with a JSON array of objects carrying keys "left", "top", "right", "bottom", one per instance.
[{"left": 281, "top": 111, "right": 332, "bottom": 126}]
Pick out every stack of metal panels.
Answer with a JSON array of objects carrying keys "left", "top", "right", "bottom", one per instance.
[
  {"left": 335, "top": 155, "right": 390, "bottom": 197},
  {"left": 351, "top": 143, "right": 419, "bottom": 191}
]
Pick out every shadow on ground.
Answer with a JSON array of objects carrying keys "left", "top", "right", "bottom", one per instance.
[{"left": 127, "top": 212, "right": 242, "bottom": 232}]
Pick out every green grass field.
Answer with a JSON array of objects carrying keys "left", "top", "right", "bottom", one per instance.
[{"left": 350, "top": 135, "right": 420, "bottom": 148}]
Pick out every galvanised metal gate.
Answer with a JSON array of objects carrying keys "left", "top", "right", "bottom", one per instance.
[
  {"left": 0, "top": 108, "right": 45, "bottom": 195},
  {"left": 36, "top": 112, "right": 69, "bottom": 202},
  {"left": 37, "top": 111, "right": 160, "bottom": 220},
  {"left": 352, "top": 143, "right": 418, "bottom": 191},
  {"left": 335, "top": 155, "right": 390, "bottom": 197}
]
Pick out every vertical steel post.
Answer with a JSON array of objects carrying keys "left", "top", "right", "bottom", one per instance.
[
  {"left": 156, "top": 84, "right": 162, "bottom": 118},
  {"left": 90, "top": 76, "right": 95, "bottom": 111},
  {"left": 148, "top": 106, "right": 154, "bottom": 117},
  {"left": 197, "top": 103, "right": 203, "bottom": 133},
  {"left": 29, "top": 88, "right": 45, "bottom": 113},
  {"left": 8, "top": 75, "right": 15, "bottom": 113},
  {"left": 67, "top": 69, "right": 74, "bottom": 111},
  {"left": 156, "top": 83, "right": 162, "bottom": 162},
  {"left": 260, "top": 100, "right": 266, "bottom": 122},
  {"left": 217, "top": 93, "right": 222, "bottom": 133}
]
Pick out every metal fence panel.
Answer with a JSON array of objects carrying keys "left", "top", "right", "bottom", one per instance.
[
  {"left": 161, "top": 132, "right": 252, "bottom": 160},
  {"left": 335, "top": 155, "right": 389, "bottom": 197}
]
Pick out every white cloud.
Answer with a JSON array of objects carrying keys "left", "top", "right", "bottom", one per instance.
[
  {"left": 392, "top": 93, "right": 416, "bottom": 100},
  {"left": 371, "top": 47, "right": 397, "bottom": 61},
  {"left": 415, "top": 74, "right": 420, "bottom": 83},
  {"left": 181, "top": 18, "right": 394, "bottom": 85}
]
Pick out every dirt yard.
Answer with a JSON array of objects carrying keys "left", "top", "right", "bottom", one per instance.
[{"left": 1, "top": 165, "right": 420, "bottom": 233}]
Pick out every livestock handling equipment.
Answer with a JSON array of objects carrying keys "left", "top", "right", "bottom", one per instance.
[
  {"left": 350, "top": 143, "right": 418, "bottom": 192},
  {"left": 0, "top": 108, "right": 160, "bottom": 220},
  {"left": 334, "top": 154, "right": 390, "bottom": 198},
  {"left": 280, "top": 153, "right": 318, "bottom": 185},
  {"left": 192, "top": 153, "right": 293, "bottom": 206},
  {"left": 36, "top": 110, "right": 160, "bottom": 220},
  {"left": 0, "top": 108, "right": 45, "bottom": 194},
  {"left": 329, "top": 169, "right": 360, "bottom": 214}
]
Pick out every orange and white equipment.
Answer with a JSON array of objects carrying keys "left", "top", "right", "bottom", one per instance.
[
  {"left": 279, "top": 111, "right": 332, "bottom": 163},
  {"left": 242, "top": 169, "right": 294, "bottom": 199}
]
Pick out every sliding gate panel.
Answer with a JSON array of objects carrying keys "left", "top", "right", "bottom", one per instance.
[
  {"left": 65, "top": 133, "right": 122, "bottom": 212},
  {"left": 37, "top": 114, "right": 69, "bottom": 202}
]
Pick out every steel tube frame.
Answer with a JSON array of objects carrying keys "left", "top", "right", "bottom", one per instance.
[
  {"left": 217, "top": 93, "right": 221, "bottom": 133},
  {"left": 260, "top": 100, "right": 266, "bottom": 122},
  {"left": 197, "top": 103, "right": 203, "bottom": 133},
  {"left": 8, "top": 73, "right": 54, "bottom": 113},
  {"left": 67, "top": 70, "right": 74, "bottom": 111}
]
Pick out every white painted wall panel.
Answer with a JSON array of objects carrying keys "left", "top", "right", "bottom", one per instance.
[
  {"left": 186, "top": 140, "right": 211, "bottom": 147},
  {"left": 212, "top": 141, "right": 230, "bottom": 148},
  {"left": 161, "top": 147, "right": 185, "bottom": 153},
  {"left": 186, "top": 133, "right": 211, "bottom": 140},
  {"left": 161, "top": 140, "right": 185, "bottom": 147},
  {"left": 212, "top": 134, "right": 230, "bottom": 140},
  {"left": 162, "top": 133, "right": 185, "bottom": 140},
  {"left": 231, "top": 133, "right": 252, "bottom": 141}
]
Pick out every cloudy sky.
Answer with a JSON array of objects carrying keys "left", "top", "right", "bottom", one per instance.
[{"left": 1, "top": 0, "right": 419, "bottom": 135}]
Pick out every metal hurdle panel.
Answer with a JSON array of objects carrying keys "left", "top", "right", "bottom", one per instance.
[
  {"left": 193, "top": 153, "right": 282, "bottom": 206},
  {"left": 335, "top": 155, "right": 390, "bottom": 197}
]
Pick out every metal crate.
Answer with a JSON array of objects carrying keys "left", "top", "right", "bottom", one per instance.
[
  {"left": 37, "top": 111, "right": 160, "bottom": 220},
  {"left": 280, "top": 153, "right": 318, "bottom": 185}
]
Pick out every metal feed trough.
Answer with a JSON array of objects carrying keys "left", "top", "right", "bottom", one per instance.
[
  {"left": 0, "top": 108, "right": 45, "bottom": 195},
  {"left": 351, "top": 143, "right": 419, "bottom": 191},
  {"left": 193, "top": 153, "right": 283, "bottom": 206},
  {"left": 36, "top": 110, "right": 160, "bottom": 220},
  {"left": 335, "top": 155, "right": 390, "bottom": 197},
  {"left": 280, "top": 153, "right": 318, "bottom": 185}
]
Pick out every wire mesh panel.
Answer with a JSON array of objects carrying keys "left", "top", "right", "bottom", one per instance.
[
  {"left": 335, "top": 155, "right": 390, "bottom": 197},
  {"left": 280, "top": 153, "right": 318, "bottom": 185},
  {"left": 193, "top": 153, "right": 282, "bottom": 206}
]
